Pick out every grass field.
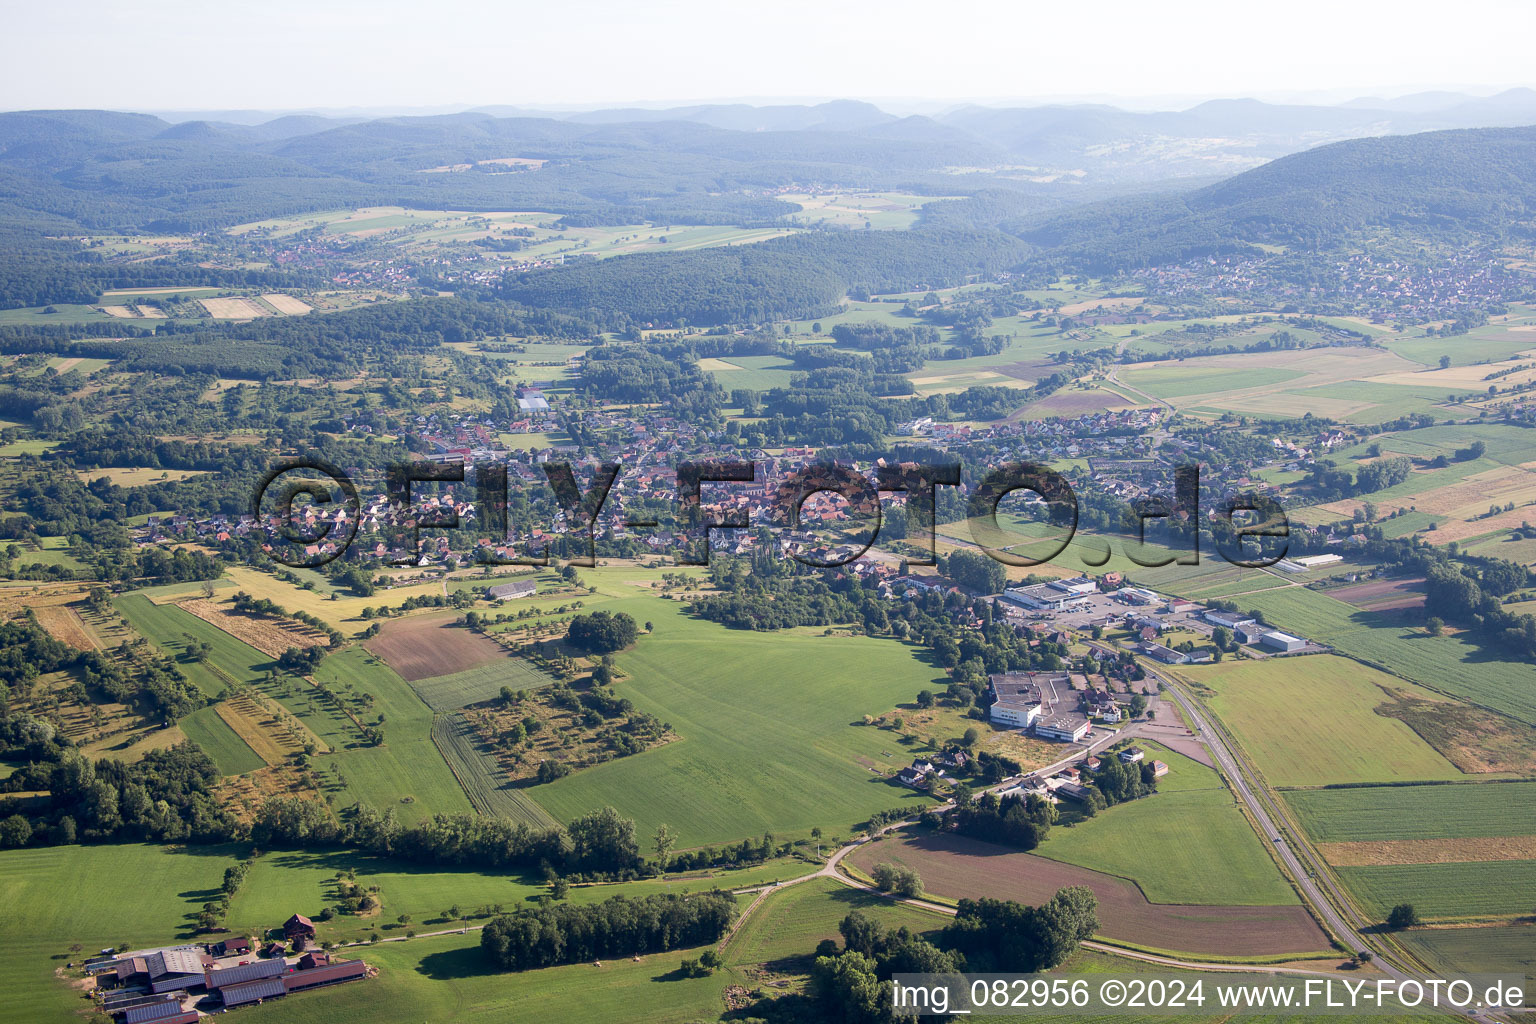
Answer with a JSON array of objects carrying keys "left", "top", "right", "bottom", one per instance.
[
  {"left": 1398, "top": 926, "right": 1536, "bottom": 989},
  {"left": 405, "top": 656, "right": 556, "bottom": 713},
  {"left": 240, "top": 927, "right": 732, "bottom": 1024},
  {"left": 523, "top": 568, "right": 946, "bottom": 847},
  {"left": 1031, "top": 742, "right": 1298, "bottom": 906},
  {"left": 1335, "top": 860, "right": 1536, "bottom": 920},
  {"left": 179, "top": 704, "right": 265, "bottom": 775},
  {"left": 222, "top": 565, "right": 446, "bottom": 636},
  {"left": 1230, "top": 587, "right": 1536, "bottom": 725},
  {"left": 1117, "top": 364, "right": 1307, "bottom": 399},
  {"left": 722, "top": 877, "right": 945, "bottom": 967},
  {"left": 431, "top": 712, "right": 558, "bottom": 826},
  {"left": 115, "top": 592, "right": 270, "bottom": 695},
  {"left": 311, "top": 648, "right": 474, "bottom": 822},
  {"left": 0, "top": 843, "right": 240, "bottom": 1021},
  {"left": 1286, "top": 782, "right": 1536, "bottom": 842},
  {"left": 0, "top": 842, "right": 753, "bottom": 1024},
  {"left": 117, "top": 592, "right": 474, "bottom": 821},
  {"left": 1178, "top": 655, "right": 1464, "bottom": 787},
  {"left": 699, "top": 354, "right": 799, "bottom": 391}
]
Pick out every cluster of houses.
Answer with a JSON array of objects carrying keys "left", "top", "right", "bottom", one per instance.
[
  {"left": 895, "top": 749, "right": 969, "bottom": 789},
  {"left": 88, "top": 915, "right": 367, "bottom": 1022},
  {"left": 1004, "top": 745, "right": 1170, "bottom": 805},
  {"left": 1134, "top": 249, "right": 1519, "bottom": 323}
]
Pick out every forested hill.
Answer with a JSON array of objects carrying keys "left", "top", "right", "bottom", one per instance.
[
  {"left": 1014, "top": 125, "right": 1536, "bottom": 271},
  {"left": 499, "top": 228, "right": 1031, "bottom": 327}
]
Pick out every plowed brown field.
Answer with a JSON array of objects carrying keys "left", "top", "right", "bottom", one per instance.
[{"left": 848, "top": 829, "right": 1328, "bottom": 956}]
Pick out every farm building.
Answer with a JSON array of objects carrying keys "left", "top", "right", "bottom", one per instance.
[
  {"left": 128, "top": 948, "right": 209, "bottom": 994},
  {"left": 1054, "top": 781, "right": 1096, "bottom": 802},
  {"left": 284, "top": 958, "right": 368, "bottom": 992},
  {"left": 1260, "top": 630, "right": 1306, "bottom": 652},
  {"left": 488, "top": 579, "right": 537, "bottom": 600},
  {"left": 283, "top": 913, "right": 316, "bottom": 941},
  {"left": 1276, "top": 553, "right": 1344, "bottom": 573},
  {"left": 220, "top": 977, "right": 286, "bottom": 1007},
  {"left": 122, "top": 1001, "right": 198, "bottom": 1024},
  {"left": 1035, "top": 715, "right": 1090, "bottom": 743},
  {"left": 212, "top": 936, "right": 250, "bottom": 957},
  {"left": 1138, "top": 640, "right": 1190, "bottom": 665},
  {"left": 205, "top": 958, "right": 286, "bottom": 993}
]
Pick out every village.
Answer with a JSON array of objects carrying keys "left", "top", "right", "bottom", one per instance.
[{"left": 131, "top": 372, "right": 1380, "bottom": 577}]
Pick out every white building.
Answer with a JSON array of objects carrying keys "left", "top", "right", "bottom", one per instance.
[
  {"left": 1002, "top": 584, "right": 1085, "bottom": 611},
  {"left": 1204, "top": 609, "right": 1256, "bottom": 629},
  {"left": 1260, "top": 630, "right": 1306, "bottom": 652},
  {"left": 1035, "top": 715, "right": 1091, "bottom": 743},
  {"left": 990, "top": 698, "right": 1042, "bottom": 729},
  {"left": 1048, "top": 576, "right": 1098, "bottom": 596}
]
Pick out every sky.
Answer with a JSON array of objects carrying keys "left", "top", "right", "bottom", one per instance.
[{"left": 4, "top": 0, "right": 1535, "bottom": 113}]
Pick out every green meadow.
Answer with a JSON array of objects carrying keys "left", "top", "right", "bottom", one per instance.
[
  {"left": 1286, "top": 781, "right": 1536, "bottom": 842},
  {"left": 1232, "top": 587, "right": 1536, "bottom": 725},
  {"left": 179, "top": 705, "right": 265, "bottom": 775},
  {"left": 722, "top": 876, "right": 945, "bottom": 966},
  {"left": 1032, "top": 742, "right": 1298, "bottom": 906},
  {"left": 1335, "top": 860, "right": 1536, "bottom": 920},
  {"left": 527, "top": 571, "right": 946, "bottom": 847},
  {"left": 1181, "top": 655, "right": 1464, "bottom": 788}
]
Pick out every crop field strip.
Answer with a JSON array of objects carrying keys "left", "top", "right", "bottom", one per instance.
[
  {"left": 406, "top": 658, "right": 559, "bottom": 713},
  {"left": 1334, "top": 859, "right": 1536, "bottom": 919},
  {"left": 1285, "top": 781, "right": 1536, "bottom": 842},
  {"left": 363, "top": 612, "right": 510, "bottom": 681},
  {"left": 430, "top": 712, "right": 559, "bottom": 827}
]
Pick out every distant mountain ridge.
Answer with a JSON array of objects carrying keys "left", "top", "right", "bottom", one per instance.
[
  {"left": 1, "top": 94, "right": 1535, "bottom": 252},
  {"left": 1013, "top": 125, "right": 1536, "bottom": 270}
]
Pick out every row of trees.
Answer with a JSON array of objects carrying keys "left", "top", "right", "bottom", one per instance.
[{"left": 480, "top": 890, "right": 736, "bottom": 971}]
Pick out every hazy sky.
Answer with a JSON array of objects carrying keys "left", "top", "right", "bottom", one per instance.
[{"left": 4, "top": 0, "right": 1535, "bottom": 112}]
